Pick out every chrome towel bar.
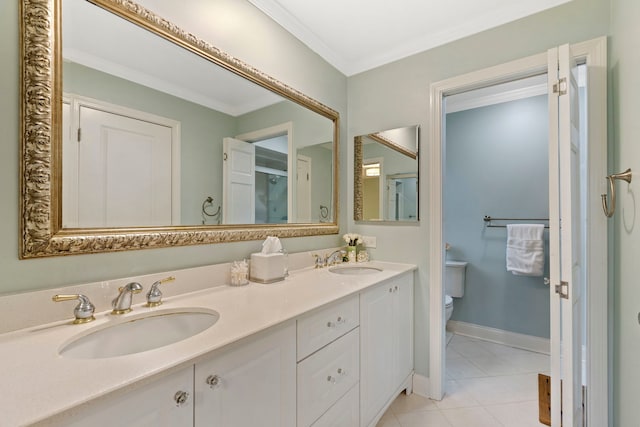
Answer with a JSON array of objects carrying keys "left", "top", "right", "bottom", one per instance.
[{"left": 483, "top": 215, "right": 549, "bottom": 228}]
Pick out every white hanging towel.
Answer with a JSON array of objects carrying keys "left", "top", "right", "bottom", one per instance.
[{"left": 506, "top": 224, "right": 545, "bottom": 276}]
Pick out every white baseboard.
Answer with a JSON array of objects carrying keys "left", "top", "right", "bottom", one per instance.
[
  {"left": 447, "top": 320, "right": 550, "bottom": 354},
  {"left": 411, "top": 373, "right": 430, "bottom": 398}
]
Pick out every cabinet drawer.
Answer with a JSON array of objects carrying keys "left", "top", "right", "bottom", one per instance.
[
  {"left": 297, "top": 328, "right": 360, "bottom": 427},
  {"left": 310, "top": 384, "right": 359, "bottom": 427},
  {"left": 297, "top": 295, "right": 359, "bottom": 360}
]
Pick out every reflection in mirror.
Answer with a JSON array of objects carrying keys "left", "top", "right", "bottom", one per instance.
[
  {"left": 20, "top": 0, "right": 339, "bottom": 258},
  {"left": 62, "top": 0, "right": 334, "bottom": 227},
  {"left": 354, "top": 126, "right": 419, "bottom": 222}
]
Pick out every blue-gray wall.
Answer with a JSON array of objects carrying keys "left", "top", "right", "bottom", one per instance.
[{"left": 445, "top": 95, "right": 550, "bottom": 338}]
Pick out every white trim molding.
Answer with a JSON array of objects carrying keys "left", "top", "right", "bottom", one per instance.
[
  {"left": 429, "top": 36, "right": 608, "bottom": 425},
  {"left": 411, "top": 373, "right": 430, "bottom": 398},
  {"left": 447, "top": 321, "right": 550, "bottom": 354}
]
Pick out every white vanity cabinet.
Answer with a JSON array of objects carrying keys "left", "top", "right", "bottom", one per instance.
[
  {"left": 296, "top": 295, "right": 360, "bottom": 427},
  {"left": 65, "top": 366, "right": 194, "bottom": 427},
  {"left": 360, "top": 271, "right": 414, "bottom": 427},
  {"left": 193, "top": 320, "right": 296, "bottom": 427},
  {"left": 20, "top": 264, "right": 417, "bottom": 427}
]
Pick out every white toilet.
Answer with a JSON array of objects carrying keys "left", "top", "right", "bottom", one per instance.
[{"left": 445, "top": 261, "right": 467, "bottom": 322}]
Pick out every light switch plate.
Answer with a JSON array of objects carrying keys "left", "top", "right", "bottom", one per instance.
[{"left": 361, "top": 235, "right": 376, "bottom": 248}]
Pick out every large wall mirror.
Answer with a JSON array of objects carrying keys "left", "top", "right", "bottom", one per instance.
[
  {"left": 20, "top": 0, "right": 339, "bottom": 258},
  {"left": 354, "top": 126, "right": 419, "bottom": 222}
]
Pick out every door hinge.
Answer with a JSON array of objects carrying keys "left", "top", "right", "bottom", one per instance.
[
  {"left": 223, "top": 152, "right": 227, "bottom": 161},
  {"left": 553, "top": 77, "right": 568, "bottom": 95},
  {"left": 555, "top": 281, "right": 569, "bottom": 299},
  {"left": 77, "top": 127, "right": 81, "bottom": 142}
]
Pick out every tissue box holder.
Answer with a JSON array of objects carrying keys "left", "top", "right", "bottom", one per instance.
[{"left": 250, "top": 253, "right": 285, "bottom": 283}]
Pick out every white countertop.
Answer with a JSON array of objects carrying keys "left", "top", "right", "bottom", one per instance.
[{"left": 0, "top": 261, "right": 415, "bottom": 426}]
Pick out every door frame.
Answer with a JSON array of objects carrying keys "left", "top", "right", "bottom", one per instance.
[
  {"left": 63, "top": 93, "right": 182, "bottom": 226},
  {"left": 236, "top": 122, "right": 294, "bottom": 222},
  {"left": 362, "top": 156, "right": 385, "bottom": 220},
  {"left": 428, "top": 36, "right": 608, "bottom": 425},
  {"left": 296, "top": 154, "right": 312, "bottom": 222}
]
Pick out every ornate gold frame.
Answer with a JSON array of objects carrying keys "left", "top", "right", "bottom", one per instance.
[
  {"left": 354, "top": 130, "right": 419, "bottom": 222},
  {"left": 20, "top": 0, "right": 339, "bottom": 258}
]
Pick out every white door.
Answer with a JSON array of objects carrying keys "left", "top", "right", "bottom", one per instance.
[
  {"left": 223, "top": 137, "right": 255, "bottom": 224},
  {"left": 548, "top": 43, "right": 584, "bottom": 427},
  {"left": 73, "top": 105, "right": 174, "bottom": 227},
  {"left": 296, "top": 155, "right": 311, "bottom": 222}
]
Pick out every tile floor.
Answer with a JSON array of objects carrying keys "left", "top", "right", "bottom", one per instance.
[{"left": 377, "top": 334, "right": 550, "bottom": 427}]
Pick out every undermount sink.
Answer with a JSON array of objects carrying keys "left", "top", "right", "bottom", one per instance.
[
  {"left": 329, "top": 265, "right": 383, "bottom": 275},
  {"left": 59, "top": 308, "right": 219, "bottom": 359}
]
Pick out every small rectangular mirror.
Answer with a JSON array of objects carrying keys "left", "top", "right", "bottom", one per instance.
[{"left": 354, "top": 125, "right": 419, "bottom": 222}]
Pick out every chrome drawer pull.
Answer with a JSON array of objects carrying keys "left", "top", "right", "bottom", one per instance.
[
  {"left": 174, "top": 390, "right": 189, "bottom": 407},
  {"left": 206, "top": 374, "right": 221, "bottom": 389}
]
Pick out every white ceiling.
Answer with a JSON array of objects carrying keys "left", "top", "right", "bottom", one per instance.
[{"left": 247, "top": 0, "right": 572, "bottom": 76}]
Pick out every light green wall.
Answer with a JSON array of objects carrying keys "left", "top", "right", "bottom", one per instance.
[
  {"left": 64, "top": 61, "right": 237, "bottom": 225},
  {"left": 6, "top": 0, "right": 640, "bottom": 422},
  {"left": 0, "top": 0, "right": 346, "bottom": 296},
  {"left": 347, "top": 0, "right": 609, "bottom": 379},
  {"left": 610, "top": 0, "right": 640, "bottom": 424}
]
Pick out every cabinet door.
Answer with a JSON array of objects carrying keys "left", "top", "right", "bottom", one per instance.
[
  {"left": 194, "top": 321, "right": 296, "bottom": 427},
  {"left": 359, "top": 282, "right": 395, "bottom": 427},
  {"left": 394, "top": 273, "right": 414, "bottom": 386},
  {"left": 66, "top": 366, "right": 194, "bottom": 427}
]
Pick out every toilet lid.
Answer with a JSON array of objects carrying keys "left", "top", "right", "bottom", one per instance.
[{"left": 445, "top": 295, "right": 453, "bottom": 306}]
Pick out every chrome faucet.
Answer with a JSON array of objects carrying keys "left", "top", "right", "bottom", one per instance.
[
  {"left": 326, "top": 249, "right": 346, "bottom": 266},
  {"left": 145, "top": 276, "right": 175, "bottom": 307},
  {"left": 112, "top": 282, "right": 143, "bottom": 314},
  {"left": 312, "top": 250, "right": 346, "bottom": 268}
]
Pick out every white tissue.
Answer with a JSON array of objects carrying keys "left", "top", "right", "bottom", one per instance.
[
  {"left": 251, "top": 236, "right": 285, "bottom": 283},
  {"left": 261, "top": 236, "right": 282, "bottom": 254}
]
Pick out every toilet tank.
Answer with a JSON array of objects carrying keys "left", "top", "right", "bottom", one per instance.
[{"left": 445, "top": 261, "right": 467, "bottom": 297}]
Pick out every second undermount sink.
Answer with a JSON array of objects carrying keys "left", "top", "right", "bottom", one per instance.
[
  {"left": 329, "top": 265, "right": 383, "bottom": 275},
  {"left": 59, "top": 308, "right": 219, "bottom": 359}
]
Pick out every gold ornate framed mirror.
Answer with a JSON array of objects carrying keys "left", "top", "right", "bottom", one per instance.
[
  {"left": 354, "top": 125, "right": 419, "bottom": 222},
  {"left": 20, "top": 0, "right": 339, "bottom": 258}
]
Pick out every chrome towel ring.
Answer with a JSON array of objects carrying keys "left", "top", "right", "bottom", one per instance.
[{"left": 601, "top": 168, "right": 632, "bottom": 218}]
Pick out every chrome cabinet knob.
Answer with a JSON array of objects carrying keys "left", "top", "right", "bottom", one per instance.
[
  {"left": 174, "top": 390, "right": 189, "bottom": 407},
  {"left": 206, "top": 374, "right": 221, "bottom": 389},
  {"left": 327, "top": 368, "right": 345, "bottom": 384},
  {"left": 327, "top": 316, "right": 346, "bottom": 328}
]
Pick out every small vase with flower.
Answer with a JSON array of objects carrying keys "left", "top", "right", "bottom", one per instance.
[{"left": 343, "top": 233, "right": 361, "bottom": 263}]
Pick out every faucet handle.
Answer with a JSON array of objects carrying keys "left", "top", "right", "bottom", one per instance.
[
  {"left": 145, "top": 276, "right": 175, "bottom": 307},
  {"left": 312, "top": 254, "right": 324, "bottom": 268},
  {"left": 52, "top": 294, "right": 95, "bottom": 324}
]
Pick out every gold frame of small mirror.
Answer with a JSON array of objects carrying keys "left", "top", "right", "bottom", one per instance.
[
  {"left": 354, "top": 126, "right": 419, "bottom": 222},
  {"left": 20, "top": 0, "right": 339, "bottom": 258}
]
